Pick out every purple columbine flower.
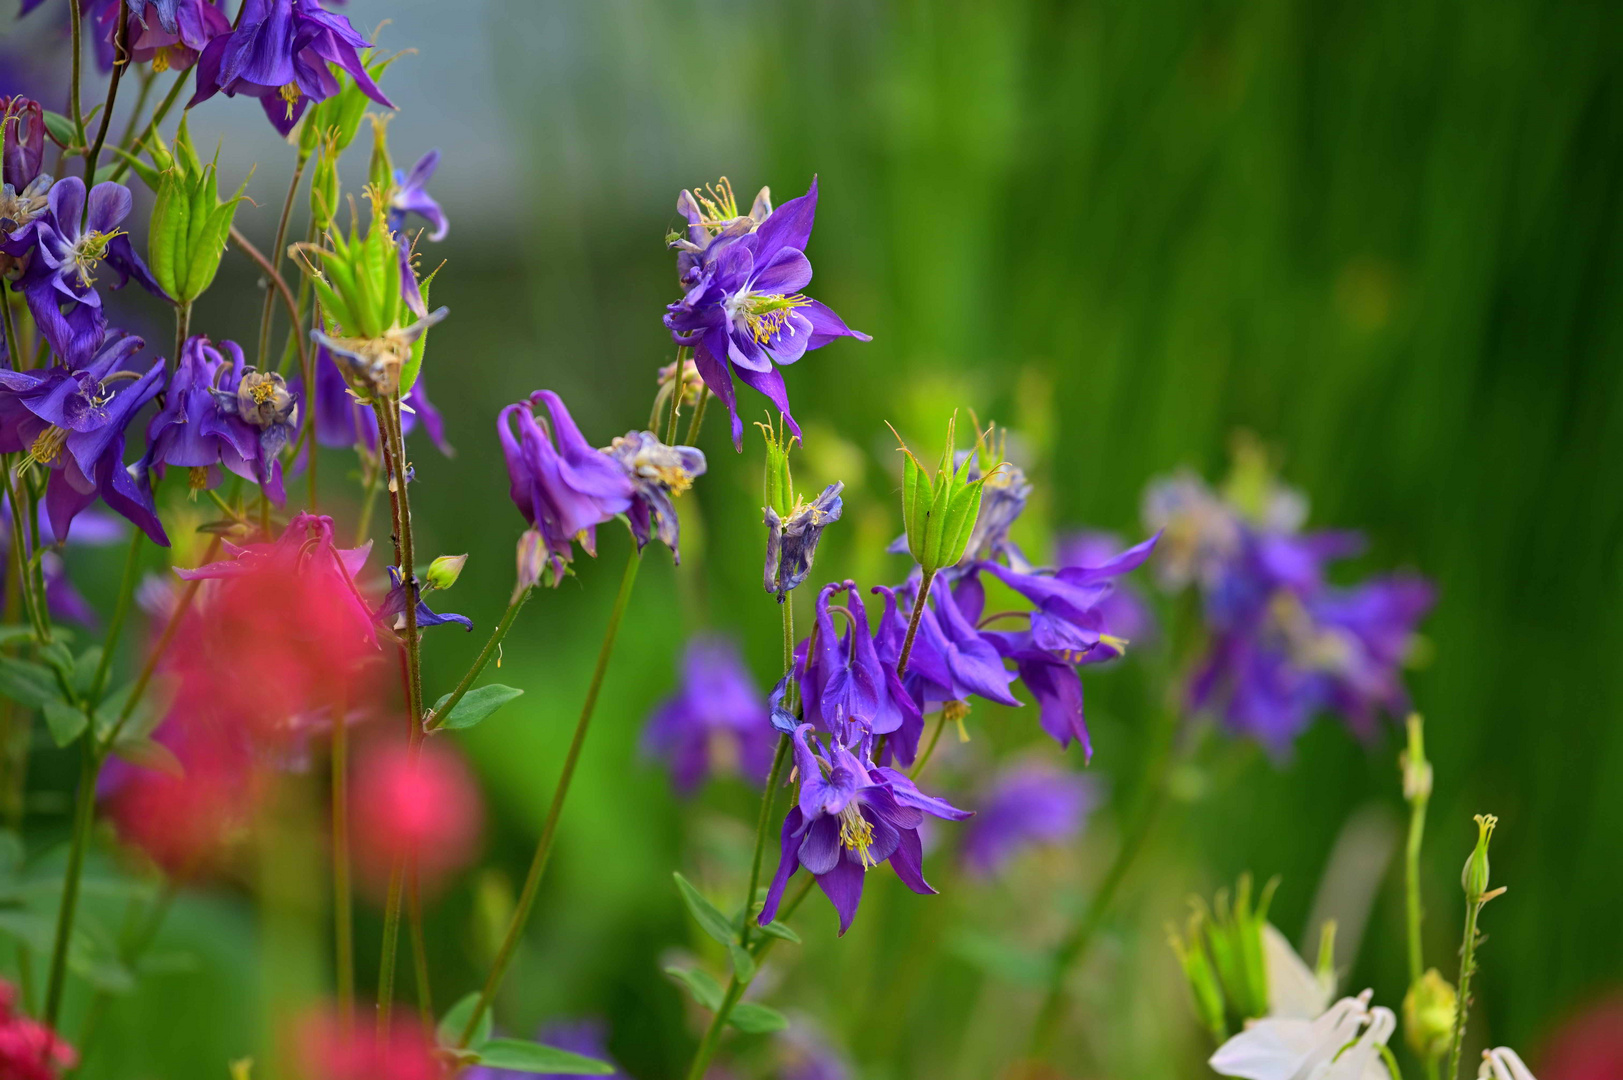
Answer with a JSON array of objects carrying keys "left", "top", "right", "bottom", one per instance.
[
  {"left": 389, "top": 150, "right": 447, "bottom": 242},
  {"left": 142, "top": 336, "right": 293, "bottom": 503},
  {"left": 126, "top": 0, "right": 232, "bottom": 72},
  {"left": 663, "top": 177, "right": 870, "bottom": 449},
  {"left": 764, "top": 481, "right": 843, "bottom": 600},
  {"left": 189, "top": 0, "right": 393, "bottom": 136},
  {"left": 4, "top": 177, "right": 166, "bottom": 364},
  {"left": 603, "top": 430, "right": 706, "bottom": 562},
  {"left": 498, "top": 390, "right": 634, "bottom": 585},
  {"left": 759, "top": 724, "right": 970, "bottom": 935},
  {"left": 796, "top": 581, "right": 920, "bottom": 752},
  {"left": 1056, "top": 531, "right": 1156, "bottom": 645},
  {"left": 0, "top": 96, "right": 50, "bottom": 294},
  {"left": 373, "top": 565, "right": 472, "bottom": 634},
  {"left": 641, "top": 636, "right": 776, "bottom": 796},
  {"left": 960, "top": 763, "right": 1097, "bottom": 878},
  {"left": 0, "top": 329, "right": 167, "bottom": 544}
]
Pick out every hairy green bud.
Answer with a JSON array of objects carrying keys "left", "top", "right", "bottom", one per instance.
[{"left": 1403, "top": 968, "right": 1458, "bottom": 1061}]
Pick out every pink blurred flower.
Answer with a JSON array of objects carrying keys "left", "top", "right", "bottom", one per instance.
[
  {"left": 106, "top": 722, "right": 257, "bottom": 876},
  {"left": 295, "top": 1010, "right": 443, "bottom": 1080},
  {"left": 0, "top": 979, "right": 76, "bottom": 1080},
  {"left": 351, "top": 739, "right": 484, "bottom": 897},
  {"left": 1542, "top": 994, "right": 1623, "bottom": 1080}
]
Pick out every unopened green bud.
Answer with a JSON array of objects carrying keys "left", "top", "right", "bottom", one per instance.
[
  {"left": 425, "top": 553, "right": 467, "bottom": 591},
  {"left": 757, "top": 417, "right": 795, "bottom": 519},
  {"left": 368, "top": 113, "right": 394, "bottom": 194},
  {"left": 309, "top": 135, "right": 340, "bottom": 232},
  {"left": 892, "top": 413, "right": 993, "bottom": 575},
  {"left": 514, "top": 528, "right": 547, "bottom": 599},
  {"left": 1401, "top": 713, "right": 1433, "bottom": 803},
  {"left": 1461, "top": 813, "right": 1497, "bottom": 900},
  {"left": 146, "top": 117, "right": 250, "bottom": 304},
  {"left": 1168, "top": 912, "right": 1228, "bottom": 1044},
  {"left": 1403, "top": 969, "right": 1458, "bottom": 1061}
]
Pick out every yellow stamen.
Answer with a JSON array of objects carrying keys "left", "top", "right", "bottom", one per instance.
[
  {"left": 739, "top": 293, "right": 811, "bottom": 345},
  {"left": 249, "top": 380, "right": 277, "bottom": 405},
  {"left": 151, "top": 46, "right": 172, "bottom": 74},
  {"left": 279, "top": 82, "right": 302, "bottom": 120},
  {"left": 24, "top": 426, "right": 69, "bottom": 469},
  {"left": 944, "top": 699, "right": 972, "bottom": 743},
  {"left": 653, "top": 464, "right": 693, "bottom": 495},
  {"left": 837, "top": 803, "right": 877, "bottom": 869},
  {"left": 187, "top": 466, "right": 211, "bottom": 500},
  {"left": 692, "top": 177, "right": 740, "bottom": 229}
]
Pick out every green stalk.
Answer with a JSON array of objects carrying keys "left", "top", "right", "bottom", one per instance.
[
  {"left": 89, "top": 528, "right": 145, "bottom": 703},
  {"left": 683, "top": 386, "right": 711, "bottom": 446},
  {"left": 68, "top": 0, "right": 83, "bottom": 153},
  {"left": 1445, "top": 901, "right": 1483, "bottom": 1080},
  {"left": 331, "top": 704, "right": 355, "bottom": 1016},
  {"left": 106, "top": 71, "right": 185, "bottom": 184},
  {"left": 909, "top": 711, "right": 950, "bottom": 780},
  {"left": 408, "top": 866, "right": 433, "bottom": 1028},
  {"left": 82, "top": 1, "right": 130, "bottom": 190},
  {"left": 664, "top": 350, "right": 685, "bottom": 443},
  {"left": 458, "top": 547, "right": 642, "bottom": 1047},
  {"left": 1, "top": 286, "right": 23, "bottom": 372},
  {"left": 173, "top": 300, "right": 191, "bottom": 372},
  {"left": 114, "top": 67, "right": 154, "bottom": 153},
  {"left": 257, "top": 150, "right": 311, "bottom": 371},
  {"left": 2, "top": 466, "right": 47, "bottom": 642},
  {"left": 43, "top": 743, "right": 97, "bottom": 1028},
  {"left": 1405, "top": 782, "right": 1429, "bottom": 985},
  {"left": 896, "top": 567, "right": 936, "bottom": 676},
  {"left": 424, "top": 589, "right": 533, "bottom": 731},
  {"left": 1029, "top": 700, "right": 1180, "bottom": 1057}
]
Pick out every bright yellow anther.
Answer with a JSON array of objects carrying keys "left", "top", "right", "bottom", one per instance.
[
  {"left": 837, "top": 803, "right": 877, "bottom": 869},
  {"left": 279, "top": 82, "right": 301, "bottom": 119},
  {"left": 151, "top": 46, "right": 172, "bottom": 74},
  {"left": 24, "top": 426, "right": 68, "bottom": 469}
]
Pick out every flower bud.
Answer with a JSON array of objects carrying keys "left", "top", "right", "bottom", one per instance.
[
  {"left": 1401, "top": 713, "right": 1433, "bottom": 803},
  {"left": 1403, "top": 968, "right": 1458, "bottom": 1062},
  {"left": 1461, "top": 813, "right": 1497, "bottom": 900},
  {"left": 309, "top": 133, "right": 340, "bottom": 232},
  {"left": 514, "top": 528, "right": 547, "bottom": 599},
  {"left": 424, "top": 553, "right": 467, "bottom": 591},
  {"left": 892, "top": 413, "right": 994, "bottom": 575}
]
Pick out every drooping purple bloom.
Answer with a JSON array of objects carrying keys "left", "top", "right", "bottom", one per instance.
[
  {"left": 795, "top": 581, "right": 920, "bottom": 753},
  {"left": 981, "top": 533, "right": 1160, "bottom": 663},
  {"left": 498, "top": 390, "right": 633, "bottom": 585},
  {"left": 961, "top": 763, "right": 1097, "bottom": 878},
  {"left": 641, "top": 636, "right": 776, "bottom": 796},
  {"left": 142, "top": 336, "right": 296, "bottom": 503},
  {"left": 5, "top": 177, "right": 166, "bottom": 364},
  {"left": 602, "top": 430, "right": 706, "bottom": 562},
  {"left": 0, "top": 329, "right": 167, "bottom": 544},
  {"left": 126, "top": 0, "right": 233, "bottom": 71},
  {"left": 389, "top": 150, "right": 447, "bottom": 242},
  {"left": 1056, "top": 531, "right": 1155, "bottom": 645},
  {"left": 663, "top": 178, "right": 870, "bottom": 449},
  {"left": 764, "top": 481, "right": 843, "bottom": 600},
  {"left": 887, "top": 574, "right": 1022, "bottom": 710},
  {"left": 189, "top": 0, "right": 393, "bottom": 136},
  {"left": 1, "top": 95, "right": 46, "bottom": 191},
  {"left": 373, "top": 565, "right": 472, "bottom": 634},
  {"left": 759, "top": 724, "right": 970, "bottom": 935}
]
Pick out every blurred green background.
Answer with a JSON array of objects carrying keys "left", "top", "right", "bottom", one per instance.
[{"left": 13, "top": 0, "right": 1622, "bottom": 1076}]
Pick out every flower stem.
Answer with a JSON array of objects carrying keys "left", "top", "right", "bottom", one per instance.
[
  {"left": 228, "top": 226, "right": 309, "bottom": 383},
  {"left": 43, "top": 742, "right": 97, "bottom": 1028},
  {"left": 408, "top": 866, "right": 433, "bottom": 1028},
  {"left": 89, "top": 528, "right": 145, "bottom": 703},
  {"left": 1404, "top": 776, "right": 1429, "bottom": 985},
  {"left": 1029, "top": 699, "right": 1180, "bottom": 1057},
  {"left": 115, "top": 67, "right": 153, "bottom": 152},
  {"left": 68, "top": 0, "right": 83, "bottom": 153},
  {"left": 424, "top": 589, "right": 532, "bottom": 732},
  {"left": 257, "top": 149, "right": 311, "bottom": 371},
  {"left": 106, "top": 71, "right": 186, "bottom": 184},
  {"left": 683, "top": 386, "right": 711, "bottom": 446},
  {"left": 2, "top": 465, "right": 48, "bottom": 642},
  {"left": 458, "top": 546, "right": 642, "bottom": 1047},
  {"left": 82, "top": 0, "right": 130, "bottom": 189},
  {"left": 1446, "top": 891, "right": 1489, "bottom": 1080},
  {"left": 664, "top": 349, "right": 686, "bottom": 443},
  {"left": 1, "top": 285, "right": 24, "bottom": 371},
  {"left": 897, "top": 567, "right": 936, "bottom": 677},
  {"left": 173, "top": 300, "right": 191, "bottom": 371},
  {"left": 909, "top": 711, "right": 950, "bottom": 780},
  {"left": 331, "top": 705, "right": 355, "bottom": 1017}
]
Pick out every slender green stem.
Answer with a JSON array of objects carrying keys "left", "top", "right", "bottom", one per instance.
[
  {"left": 173, "top": 301, "right": 191, "bottom": 370},
  {"left": 408, "top": 866, "right": 433, "bottom": 1028},
  {"left": 909, "top": 712, "right": 950, "bottom": 780},
  {"left": 101, "top": 536, "right": 221, "bottom": 753},
  {"left": 425, "top": 589, "right": 531, "bottom": 731},
  {"left": 331, "top": 705, "right": 354, "bottom": 1016},
  {"left": 43, "top": 743, "right": 97, "bottom": 1028},
  {"left": 257, "top": 150, "right": 311, "bottom": 371},
  {"left": 897, "top": 567, "right": 936, "bottom": 677},
  {"left": 106, "top": 71, "right": 185, "bottom": 184},
  {"left": 354, "top": 455, "right": 382, "bottom": 549},
  {"left": 1446, "top": 898, "right": 1485, "bottom": 1080},
  {"left": 683, "top": 386, "right": 711, "bottom": 446},
  {"left": 228, "top": 226, "right": 309, "bottom": 384},
  {"left": 376, "top": 857, "right": 406, "bottom": 1035},
  {"left": 664, "top": 351, "right": 685, "bottom": 443},
  {"left": 90, "top": 529, "right": 145, "bottom": 703},
  {"left": 458, "top": 547, "right": 642, "bottom": 1047},
  {"left": 83, "top": 0, "right": 131, "bottom": 189},
  {"left": 1029, "top": 700, "right": 1181, "bottom": 1057},
  {"left": 2, "top": 466, "right": 46, "bottom": 642},
  {"left": 115, "top": 67, "right": 154, "bottom": 153},
  {"left": 1380, "top": 1044, "right": 1408, "bottom": 1080},
  {"left": 1404, "top": 790, "right": 1429, "bottom": 985},
  {"left": 68, "top": 0, "right": 83, "bottom": 153},
  {"left": 1, "top": 286, "right": 23, "bottom": 371}
]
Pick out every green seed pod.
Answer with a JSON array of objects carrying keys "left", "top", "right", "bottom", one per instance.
[{"left": 1461, "top": 813, "right": 1497, "bottom": 900}]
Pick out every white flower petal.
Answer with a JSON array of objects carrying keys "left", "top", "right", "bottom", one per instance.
[{"left": 1265, "top": 922, "right": 1334, "bottom": 1019}]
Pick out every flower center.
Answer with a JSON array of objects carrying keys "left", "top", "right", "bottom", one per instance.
[
  {"left": 71, "top": 230, "right": 121, "bottom": 288},
  {"left": 187, "top": 466, "right": 211, "bottom": 497},
  {"left": 151, "top": 46, "right": 174, "bottom": 74},
  {"left": 24, "top": 425, "right": 69, "bottom": 469},
  {"left": 691, "top": 177, "right": 741, "bottom": 232},
  {"left": 837, "top": 802, "right": 877, "bottom": 869},
  {"left": 728, "top": 291, "right": 811, "bottom": 346},
  {"left": 279, "top": 82, "right": 302, "bottom": 119}
]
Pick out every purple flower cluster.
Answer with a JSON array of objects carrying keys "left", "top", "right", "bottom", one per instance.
[
  {"left": 499, "top": 390, "right": 706, "bottom": 584},
  {"left": 1144, "top": 465, "right": 1434, "bottom": 753},
  {"left": 960, "top": 762, "right": 1098, "bottom": 878},
  {"left": 664, "top": 178, "right": 869, "bottom": 449},
  {"left": 642, "top": 636, "right": 776, "bottom": 796}
]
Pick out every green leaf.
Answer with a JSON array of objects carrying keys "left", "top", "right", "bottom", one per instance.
[
  {"left": 431, "top": 684, "right": 524, "bottom": 731},
  {"left": 474, "top": 1039, "right": 616, "bottom": 1074},
  {"left": 0, "top": 657, "right": 65, "bottom": 709},
  {"left": 110, "top": 737, "right": 183, "bottom": 778},
  {"left": 437, "top": 991, "right": 493, "bottom": 1049},
  {"left": 757, "top": 920, "right": 801, "bottom": 944},
  {"left": 726, "top": 1002, "right": 789, "bottom": 1034},
  {"left": 728, "top": 942, "right": 757, "bottom": 984},
  {"left": 673, "top": 872, "right": 736, "bottom": 946},
  {"left": 39, "top": 640, "right": 74, "bottom": 679},
  {"left": 41, "top": 110, "right": 76, "bottom": 148},
  {"left": 0, "top": 626, "right": 36, "bottom": 648},
  {"left": 72, "top": 647, "right": 103, "bottom": 697},
  {"left": 662, "top": 966, "right": 722, "bottom": 1010},
  {"left": 43, "top": 700, "right": 88, "bottom": 747},
  {"left": 0, "top": 909, "right": 57, "bottom": 953}
]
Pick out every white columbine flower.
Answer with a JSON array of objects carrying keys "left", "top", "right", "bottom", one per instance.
[
  {"left": 1478, "top": 1048, "right": 1537, "bottom": 1080},
  {"left": 1210, "top": 989, "right": 1397, "bottom": 1080},
  {"left": 1263, "top": 923, "right": 1336, "bottom": 1020}
]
